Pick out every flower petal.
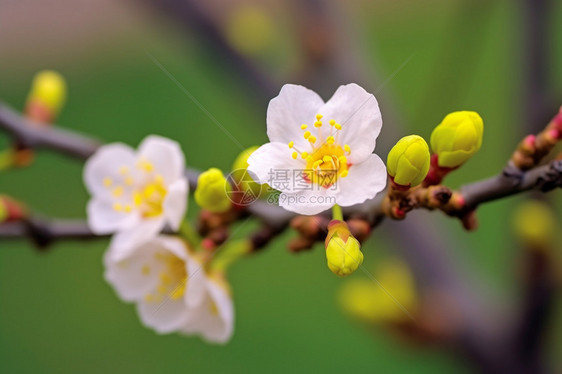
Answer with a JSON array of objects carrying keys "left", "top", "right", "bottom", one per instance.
[
  {"left": 163, "top": 179, "right": 188, "bottom": 230},
  {"left": 138, "top": 135, "right": 185, "bottom": 183},
  {"left": 278, "top": 188, "right": 337, "bottom": 215},
  {"left": 317, "top": 83, "right": 382, "bottom": 163},
  {"left": 335, "top": 154, "right": 387, "bottom": 207},
  {"left": 247, "top": 142, "right": 304, "bottom": 193},
  {"left": 137, "top": 297, "right": 190, "bottom": 334},
  {"left": 84, "top": 143, "right": 136, "bottom": 198},
  {"left": 87, "top": 198, "right": 138, "bottom": 234},
  {"left": 108, "top": 218, "right": 165, "bottom": 261},
  {"left": 181, "top": 280, "right": 234, "bottom": 344},
  {"left": 267, "top": 84, "right": 324, "bottom": 149},
  {"left": 103, "top": 241, "right": 168, "bottom": 302}
]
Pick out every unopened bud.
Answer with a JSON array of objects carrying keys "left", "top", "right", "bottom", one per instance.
[
  {"left": 325, "top": 220, "right": 363, "bottom": 277},
  {"left": 231, "top": 146, "right": 268, "bottom": 197},
  {"left": 387, "top": 135, "right": 430, "bottom": 187},
  {"left": 430, "top": 111, "right": 483, "bottom": 168},
  {"left": 26, "top": 70, "right": 67, "bottom": 120},
  {"left": 194, "top": 168, "right": 232, "bottom": 213},
  {"left": 512, "top": 200, "right": 556, "bottom": 248},
  {"left": 338, "top": 258, "right": 417, "bottom": 323}
]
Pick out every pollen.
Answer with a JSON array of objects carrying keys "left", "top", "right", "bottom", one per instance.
[
  {"left": 316, "top": 114, "right": 323, "bottom": 120},
  {"left": 303, "top": 131, "right": 311, "bottom": 139},
  {"left": 301, "top": 151, "right": 309, "bottom": 159},
  {"left": 112, "top": 186, "right": 124, "bottom": 197},
  {"left": 344, "top": 144, "right": 351, "bottom": 154},
  {"left": 288, "top": 141, "right": 294, "bottom": 149},
  {"left": 209, "top": 300, "right": 219, "bottom": 316},
  {"left": 292, "top": 151, "right": 298, "bottom": 159},
  {"left": 314, "top": 121, "right": 322, "bottom": 128},
  {"left": 309, "top": 136, "right": 317, "bottom": 144},
  {"left": 329, "top": 119, "right": 336, "bottom": 126},
  {"left": 137, "top": 160, "right": 154, "bottom": 172},
  {"left": 335, "top": 123, "right": 342, "bottom": 130},
  {"left": 301, "top": 124, "right": 308, "bottom": 130},
  {"left": 326, "top": 136, "right": 335, "bottom": 145}
]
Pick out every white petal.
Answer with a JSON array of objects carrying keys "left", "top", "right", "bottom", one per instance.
[
  {"left": 138, "top": 135, "right": 185, "bottom": 183},
  {"left": 267, "top": 84, "right": 324, "bottom": 149},
  {"left": 317, "top": 83, "right": 382, "bottom": 163},
  {"left": 163, "top": 178, "right": 188, "bottom": 230},
  {"left": 87, "top": 198, "right": 138, "bottom": 234},
  {"left": 103, "top": 241, "right": 167, "bottom": 302},
  {"left": 108, "top": 219, "right": 165, "bottom": 261},
  {"left": 181, "top": 280, "right": 234, "bottom": 344},
  {"left": 246, "top": 142, "right": 305, "bottom": 193},
  {"left": 278, "top": 188, "right": 336, "bottom": 215},
  {"left": 183, "top": 257, "right": 209, "bottom": 308},
  {"left": 336, "top": 154, "right": 387, "bottom": 207},
  {"left": 84, "top": 143, "right": 136, "bottom": 198},
  {"left": 137, "top": 298, "right": 190, "bottom": 334}
]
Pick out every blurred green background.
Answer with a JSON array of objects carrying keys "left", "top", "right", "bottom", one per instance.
[{"left": 1, "top": 0, "right": 561, "bottom": 372}]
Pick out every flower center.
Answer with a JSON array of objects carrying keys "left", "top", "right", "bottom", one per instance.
[
  {"left": 103, "top": 160, "right": 168, "bottom": 218},
  {"left": 288, "top": 114, "right": 351, "bottom": 188},
  {"left": 144, "top": 252, "right": 188, "bottom": 303}
]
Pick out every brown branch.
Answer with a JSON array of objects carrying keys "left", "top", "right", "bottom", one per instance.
[{"left": 0, "top": 102, "right": 101, "bottom": 160}]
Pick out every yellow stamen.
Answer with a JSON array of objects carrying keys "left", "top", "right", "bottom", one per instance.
[
  {"left": 303, "top": 131, "right": 311, "bottom": 139},
  {"left": 301, "top": 151, "right": 309, "bottom": 159},
  {"left": 209, "top": 300, "right": 219, "bottom": 316},
  {"left": 103, "top": 177, "right": 112, "bottom": 187},
  {"left": 124, "top": 205, "right": 132, "bottom": 213},
  {"left": 288, "top": 141, "right": 294, "bottom": 149},
  {"left": 335, "top": 123, "right": 342, "bottom": 130},
  {"left": 326, "top": 136, "right": 335, "bottom": 145},
  {"left": 292, "top": 151, "right": 298, "bottom": 159},
  {"left": 313, "top": 160, "right": 323, "bottom": 169},
  {"left": 125, "top": 177, "right": 134, "bottom": 186},
  {"left": 112, "top": 186, "right": 124, "bottom": 197},
  {"left": 314, "top": 121, "right": 322, "bottom": 128},
  {"left": 339, "top": 156, "right": 347, "bottom": 165},
  {"left": 309, "top": 136, "right": 317, "bottom": 144},
  {"left": 301, "top": 124, "right": 308, "bottom": 130},
  {"left": 316, "top": 114, "right": 323, "bottom": 120},
  {"left": 119, "top": 166, "right": 129, "bottom": 175},
  {"left": 113, "top": 203, "right": 122, "bottom": 212},
  {"left": 344, "top": 144, "right": 351, "bottom": 154},
  {"left": 141, "top": 265, "right": 150, "bottom": 275},
  {"left": 340, "top": 170, "right": 349, "bottom": 178},
  {"left": 329, "top": 119, "right": 336, "bottom": 126},
  {"left": 138, "top": 160, "right": 154, "bottom": 172}
]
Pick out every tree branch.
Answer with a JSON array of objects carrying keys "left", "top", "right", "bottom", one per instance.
[{"left": 0, "top": 102, "right": 100, "bottom": 160}]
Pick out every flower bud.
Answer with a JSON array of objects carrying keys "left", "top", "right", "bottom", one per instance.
[
  {"left": 26, "top": 70, "right": 67, "bottom": 120},
  {"left": 430, "top": 111, "right": 483, "bottom": 168},
  {"left": 338, "top": 258, "right": 417, "bottom": 323},
  {"left": 195, "top": 168, "right": 232, "bottom": 213},
  {"left": 231, "top": 146, "right": 268, "bottom": 197},
  {"left": 325, "top": 221, "right": 363, "bottom": 277},
  {"left": 512, "top": 200, "right": 556, "bottom": 248},
  {"left": 386, "top": 135, "right": 430, "bottom": 187}
]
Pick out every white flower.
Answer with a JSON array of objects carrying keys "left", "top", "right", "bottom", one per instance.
[
  {"left": 84, "top": 135, "right": 188, "bottom": 260},
  {"left": 247, "top": 83, "right": 387, "bottom": 215},
  {"left": 104, "top": 236, "right": 234, "bottom": 344}
]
